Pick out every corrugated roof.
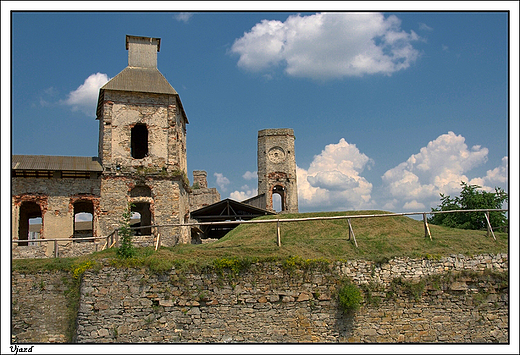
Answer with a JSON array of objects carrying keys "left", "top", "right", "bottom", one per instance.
[
  {"left": 101, "top": 67, "right": 177, "bottom": 95},
  {"left": 12, "top": 155, "right": 103, "bottom": 172}
]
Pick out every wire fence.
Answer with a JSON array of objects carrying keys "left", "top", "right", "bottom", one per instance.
[{"left": 12, "top": 208, "right": 508, "bottom": 257}]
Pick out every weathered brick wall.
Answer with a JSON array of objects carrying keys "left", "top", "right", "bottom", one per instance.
[{"left": 72, "top": 254, "right": 507, "bottom": 343}]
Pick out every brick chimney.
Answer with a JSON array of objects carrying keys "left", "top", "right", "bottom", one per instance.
[{"left": 126, "top": 35, "right": 161, "bottom": 68}]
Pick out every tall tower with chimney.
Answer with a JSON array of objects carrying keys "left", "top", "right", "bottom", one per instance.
[{"left": 95, "top": 35, "right": 190, "bottom": 245}]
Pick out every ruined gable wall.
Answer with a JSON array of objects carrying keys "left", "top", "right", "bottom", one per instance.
[{"left": 12, "top": 177, "right": 101, "bottom": 252}]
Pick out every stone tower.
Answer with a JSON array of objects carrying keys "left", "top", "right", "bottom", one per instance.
[
  {"left": 257, "top": 129, "right": 298, "bottom": 213},
  {"left": 95, "top": 35, "right": 190, "bottom": 245}
]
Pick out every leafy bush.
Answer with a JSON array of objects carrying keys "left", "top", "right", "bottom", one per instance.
[
  {"left": 429, "top": 182, "right": 508, "bottom": 230},
  {"left": 337, "top": 279, "right": 362, "bottom": 313}
]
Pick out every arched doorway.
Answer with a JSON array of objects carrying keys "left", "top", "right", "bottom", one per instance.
[
  {"left": 18, "top": 201, "right": 42, "bottom": 246},
  {"left": 131, "top": 203, "right": 152, "bottom": 235},
  {"left": 272, "top": 185, "right": 286, "bottom": 212}
]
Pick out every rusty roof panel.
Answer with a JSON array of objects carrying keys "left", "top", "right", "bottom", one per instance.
[{"left": 12, "top": 155, "right": 103, "bottom": 172}]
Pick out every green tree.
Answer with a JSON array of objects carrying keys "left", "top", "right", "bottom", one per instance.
[
  {"left": 428, "top": 182, "right": 508, "bottom": 230},
  {"left": 117, "top": 203, "right": 136, "bottom": 258}
]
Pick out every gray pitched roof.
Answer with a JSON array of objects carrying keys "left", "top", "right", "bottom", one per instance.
[
  {"left": 12, "top": 155, "right": 103, "bottom": 172},
  {"left": 101, "top": 67, "right": 177, "bottom": 95}
]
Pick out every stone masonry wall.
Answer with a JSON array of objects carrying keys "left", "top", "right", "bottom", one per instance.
[
  {"left": 12, "top": 270, "right": 71, "bottom": 343},
  {"left": 11, "top": 254, "right": 508, "bottom": 344},
  {"left": 75, "top": 254, "right": 507, "bottom": 343}
]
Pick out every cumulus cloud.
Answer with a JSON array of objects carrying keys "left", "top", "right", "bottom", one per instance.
[
  {"left": 174, "top": 12, "right": 193, "bottom": 23},
  {"left": 242, "top": 171, "right": 258, "bottom": 180},
  {"left": 380, "top": 131, "right": 506, "bottom": 210},
  {"left": 468, "top": 156, "right": 508, "bottom": 192},
  {"left": 62, "top": 73, "right": 110, "bottom": 116},
  {"left": 230, "top": 12, "right": 421, "bottom": 80},
  {"left": 214, "top": 172, "right": 230, "bottom": 192},
  {"left": 229, "top": 185, "right": 258, "bottom": 202},
  {"left": 297, "top": 138, "right": 374, "bottom": 211}
]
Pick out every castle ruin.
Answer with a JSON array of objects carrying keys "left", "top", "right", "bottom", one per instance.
[{"left": 11, "top": 35, "right": 297, "bottom": 254}]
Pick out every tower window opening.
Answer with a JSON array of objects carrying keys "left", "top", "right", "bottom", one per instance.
[{"left": 131, "top": 124, "right": 148, "bottom": 159}]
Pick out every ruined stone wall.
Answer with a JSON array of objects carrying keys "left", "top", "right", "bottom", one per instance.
[
  {"left": 98, "top": 176, "right": 189, "bottom": 246},
  {"left": 70, "top": 254, "right": 506, "bottom": 343},
  {"left": 98, "top": 91, "right": 187, "bottom": 174},
  {"left": 11, "top": 177, "right": 101, "bottom": 247},
  {"left": 12, "top": 270, "right": 71, "bottom": 343},
  {"left": 189, "top": 187, "right": 220, "bottom": 212}
]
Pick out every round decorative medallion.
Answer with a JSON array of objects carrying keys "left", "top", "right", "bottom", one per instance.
[{"left": 268, "top": 146, "right": 286, "bottom": 163}]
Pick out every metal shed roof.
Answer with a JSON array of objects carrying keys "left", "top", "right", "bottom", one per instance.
[
  {"left": 12, "top": 155, "right": 103, "bottom": 172},
  {"left": 101, "top": 67, "right": 177, "bottom": 95}
]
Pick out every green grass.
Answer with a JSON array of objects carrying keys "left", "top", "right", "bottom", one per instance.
[{"left": 12, "top": 210, "right": 508, "bottom": 273}]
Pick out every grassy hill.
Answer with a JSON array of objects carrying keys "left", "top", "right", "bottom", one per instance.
[
  {"left": 169, "top": 210, "right": 508, "bottom": 263},
  {"left": 13, "top": 210, "right": 508, "bottom": 273}
]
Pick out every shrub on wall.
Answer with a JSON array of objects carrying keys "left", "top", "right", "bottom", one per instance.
[{"left": 337, "top": 278, "right": 363, "bottom": 313}]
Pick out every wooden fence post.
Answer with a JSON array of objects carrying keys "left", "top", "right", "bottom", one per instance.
[
  {"left": 484, "top": 211, "right": 496, "bottom": 241},
  {"left": 423, "top": 213, "right": 432, "bottom": 240},
  {"left": 347, "top": 218, "right": 358, "bottom": 248},
  {"left": 276, "top": 220, "right": 281, "bottom": 247}
]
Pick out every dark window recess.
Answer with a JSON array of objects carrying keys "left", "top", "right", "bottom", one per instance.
[
  {"left": 131, "top": 124, "right": 148, "bottom": 159},
  {"left": 18, "top": 201, "right": 42, "bottom": 246}
]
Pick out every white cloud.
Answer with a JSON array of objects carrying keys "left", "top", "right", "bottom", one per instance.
[
  {"left": 402, "top": 200, "right": 425, "bottom": 211},
  {"left": 418, "top": 22, "right": 433, "bottom": 31},
  {"left": 297, "top": 138, "right": 374, "bottom": 211},
  {"left": 174, "top": 12, "right": 193, "bottom": 23},
  {"left": 380, "top": 131, "right": 505, "bottom": 211},
  {"left": 214, "top": 172, "right": 230, "bottom": 192},
  {"left": 229, "top": 185, "right": 258, "bottom": 202},
  {"left": 62, "top": 73, "right": 110, "bottom": 116},
  {"left": 242, "top": 171, "right": 258, "bottom": 180},
  {"left": 75, "top": 212, "right": 93, "bottom": 222},
  {"left": 230, "top": 12, "right": 421, "bottom": 80},
  {"left": 468, "top": 156, "right": 508, "bottom": 192}
]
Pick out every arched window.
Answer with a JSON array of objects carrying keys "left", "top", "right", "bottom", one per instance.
[
  {"left": 18, "top": 201, "right": 42, "bottom": 246},
  {"left": 73, "top": 200, "right": 94, "bottom": 240},
  {"left": 131, "top": 124, "right": 148, "bottom": 159}
]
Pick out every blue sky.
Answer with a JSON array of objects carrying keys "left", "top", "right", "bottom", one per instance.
[{"left": 4, "top": 5, "right": 518, "bottom": 214}]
